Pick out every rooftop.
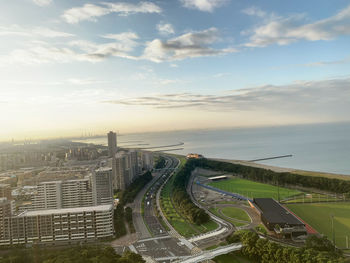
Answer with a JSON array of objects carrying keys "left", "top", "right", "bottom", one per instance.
[
  {"left": 254, "top": 198, "right": 304, "bottom": 226},
  {"left": 20, "top": 204, "right": 113, "bottom": 217}
]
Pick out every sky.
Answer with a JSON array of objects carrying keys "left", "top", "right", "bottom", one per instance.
[{"left": 1, "top": 0, "right": 350, "bottom": 140}]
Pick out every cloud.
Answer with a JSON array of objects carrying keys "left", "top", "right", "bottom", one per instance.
[
  {"left": 157, "top": 22, "right": 175, "bottom": 35},
  {"left": 32, "top": 0, "right": 52, "bottom": 6},
  {"left": 0, "top": 32, "right": 140, "bottom": 65},
  {"left": 143, "top": 27, "right": 237, "bottom": 62},
  {"left": 243, "top": 4, "right": 350, "bottom": 47},
  {"left": 180, "top": 0, "right": 228, "bottom": 12},
  {"left": 242, "top": 6, "right": 267, "bottom": 18},
  {"left": 62, "top": 2, "right": 161, "bottom": 24},
  {"left": 102, "top": 78, "right": 350, "bottom": 121},
  {"left": 0, "top": 25, "right": 74, "bottom": 38}
]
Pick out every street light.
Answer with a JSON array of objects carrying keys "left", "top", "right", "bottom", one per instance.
[{"left": 330, "top": 214, "right": 335, "bottom": 249}]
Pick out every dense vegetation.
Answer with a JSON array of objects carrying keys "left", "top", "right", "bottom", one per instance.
[
  {"left": 226, "top": 231, "right": 343, "bottom": 263},
  {"left": 120, "top": 171, "right": 153, "bottom": 205},
  {"left": 172, "top": 160, "right": 210, "bottom": 225},
  {"left": 114, "top": 204, "right": 127, "bottom": 238},
  {"left": 125, "top": 207, "right": 135, "bottom": 233},
  {"left": 154, "top": 156, "right": 166, "bottom": 169},
  {"left": 194, "top": 158, "right": 350, "bottom": 194},
  {"left": 0, "top": 246, "right": 144, "bottom": 263}
]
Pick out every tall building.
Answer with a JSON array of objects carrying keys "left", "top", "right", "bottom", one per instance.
[
  {"left": 32, "top": 181, "right": 62, "bottom": 210},
  {"left": 141, "top": 152, "right": 154, "bottom": 171},
  {"left": 31, "top": 179, "right": 93, "bottom": 210},
  {"left": 0, "top": 205, "right": 114, "bottom": 246},
  {"left": 113, "top": 150, "right": 142, "bottom": 190},
  {"left": 0, "top": 184, "right": 12, "bottom": 200},
  {"left": 0, "top": 198, "right": 12, "bottom": 242},
  {"left": 92, "top": 167, "right": 113, "bottom": 205},
  {"left": 113, "top": 152, "right": 129, "bottom": 190},
  {"left": 107, "top": 131, "right": 117, "bottom": 157}
]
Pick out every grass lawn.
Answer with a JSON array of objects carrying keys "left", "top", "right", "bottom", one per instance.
[
  {"left": 283, "top": 193, "right": 344, "bottom": 203},
  {"left": 220, "top": 207, "right": 250, "bottom": 222},
  {"left": 214, "top": 252, "right": 252, "bottom": 263},
  {"left": 209, "top": 208, "right": 249, "bottom": 227},
  {"left": 209, "top": 178, "right": 301, "bottom": 200},
  {"left": 287, "top": 202, "right": 350, "bottom": 248}
]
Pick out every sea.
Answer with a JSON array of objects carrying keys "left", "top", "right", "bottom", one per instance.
[{"left": 75, "top": 122, "right": 350, "bottom": 176}]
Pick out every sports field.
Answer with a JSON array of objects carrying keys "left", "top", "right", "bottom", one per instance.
[
  {"left": 220, "top": 207, "right": 250, "bottom": 222},
  {"left": 209, "top": 178, "right": 300, "bottom": 200},
  {"left": 287, "top": 202, "right": 350, "bottom": 248}
]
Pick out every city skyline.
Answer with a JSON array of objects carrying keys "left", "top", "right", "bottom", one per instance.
[{"left": 1, "top": 0, "right": 350, "bottom": 140}]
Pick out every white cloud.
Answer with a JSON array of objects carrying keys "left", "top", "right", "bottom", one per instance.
[
  {"left": 244, "top": 5, "right": 350, "bottom": 47},
  {"left": 62, "top": 2, "right": 161, "bottom": 24},
  {"left": 0, "top": 25, "right": 74, "bottom": 38},
  {"left": 180, "top": 0, "right": 228, "bottom": 12},
  {"left": 143, "top": 27, "right": 237, "bottom": 62},
  {"left": 157, "top": 22, "right": 175, "bottom": 35},
  {"left": 242, "top": 6, "right": 267, "bottom": 18},
  {"left": 32, "top": 0, "right": 52, "bottom": 6},
  {"left": 103, "top": 77, "right": 350, "bottom": 122},
  {"left": 0, "top": 32, "right": 140, "bottom": 65}
]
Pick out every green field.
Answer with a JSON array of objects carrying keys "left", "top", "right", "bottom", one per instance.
[
  {"left": 282, "top": 193, "right": 345, "bottom": 204},
  {"left": 287, "top": 202, "right": 350, "bottom": 248},
  {"left": 220, "top": 207, "right": 251, "bottom": 222},
  {"left": 209, "top": 207, "right": 248, "bottom": 227},
  {"left": 209, "top": 178, "right": 301, "bottom": 200}
]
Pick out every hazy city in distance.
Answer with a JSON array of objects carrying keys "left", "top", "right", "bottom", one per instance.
[{"left": 1, "top": 0, "right": 350, "bottom": 263}]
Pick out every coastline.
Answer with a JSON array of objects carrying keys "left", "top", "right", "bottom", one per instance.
[{"left": 211, "top": 158, "right": 350, "bottom": 181}]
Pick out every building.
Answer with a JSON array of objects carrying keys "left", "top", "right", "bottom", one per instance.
[
  {"left": 107, "top": 131, "right": 117, "bottom": 157},
  {"left": 113, "top": 152, "right": 130, "bottom": 190},
  {"left": 208, "top": 175, "right": 228, "bottom": 181},
  {"left": 0, "top": 204, "right": 114, "bottom": 246},
  {"left": 31, "top": 179, "right": 93, "bottom": 210},
  {"left": 32, "top": 181, "right": 62, "bottom": 210},
  {"left": 252, "top": 198, "right": 307, "bottom": 239},
  {"left": 141, "top": 151, "right": 153, "bottom": 171},
  {"left": 186, "top": 153, "right": 204, "bottom": 159},
  {"left": 0, "top": 184, "right": 12, "bottom": 200},
  {"left": 0, "top": 198, "right": 12, "bottom": 242},
  {"left": 92, "top": 167, "right": 113, "bottom": 205}
]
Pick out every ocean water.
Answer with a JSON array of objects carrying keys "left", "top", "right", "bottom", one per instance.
[{"left": 76, "top": 122, "right": 350, "bottom": 175}]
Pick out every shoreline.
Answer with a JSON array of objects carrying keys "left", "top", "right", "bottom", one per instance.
[{"left": 210, "top": 158, "right": 350, "bottom": 181}]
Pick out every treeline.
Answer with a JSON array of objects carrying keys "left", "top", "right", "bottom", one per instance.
[
  {"left": 194, "top": 159, "right": 350, "bottom": 194},
  {"left": 172, "top": 160, "right": 210, "bottom": 225},
  {"left": 226, "top": 231, "right": 343, "bottom": 263},
  {"left": 120, "top": 171, "right": 153, "bottom": 205},
  {"left": 154, "top": 156, "right": 166, "bottom": 169},
  {"left": 114, "top": 204, "right": 127, "bottom": 238},
  {"left": 0, "top": 246, "right": 144, "bottom": 263},
  {"left": 125, "top": 207, "right": 135, "bottom": 233}
]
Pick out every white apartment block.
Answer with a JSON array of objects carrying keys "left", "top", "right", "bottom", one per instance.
[
  {"left": 0, "top": 205, "right": 114, "bottom": 246},
  {"left": 92, "top": 167, "right": 113, "bottom": 205},
  {"left": 31, "top": 179, "right": 93, "bottom": 210}
]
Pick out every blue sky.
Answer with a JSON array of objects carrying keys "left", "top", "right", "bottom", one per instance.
[{"left": 1, "top": 0, "right": 350, "bottom": 139}]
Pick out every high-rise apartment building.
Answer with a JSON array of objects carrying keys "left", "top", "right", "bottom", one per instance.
[
  {"left": 31, "top": 179, "right": 93, "bottom": 210},
  {"left": 141, "top": 152, "right": 154, "bottom": 171},
  {"left": 0, "top": 184, "right": 12, "bottom": 200},
  {"left": 92, "top": 167, "right": 113, "bottom": 205},
  {"left": 0, "top": 204, "right": 114, "bottom": 246},
  {"left": 113, "top": 152, "right": 129, "bottom": 190},
  {"left": 107, "top": 131, "right": 117, "bottom": 157},
  {"left": 0, "top": 198, "right": 12, "bottom": 242}
]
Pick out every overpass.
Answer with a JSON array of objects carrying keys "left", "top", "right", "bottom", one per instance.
[{"left": 174, "top": 243, "right": 242, "bottom": 263}]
